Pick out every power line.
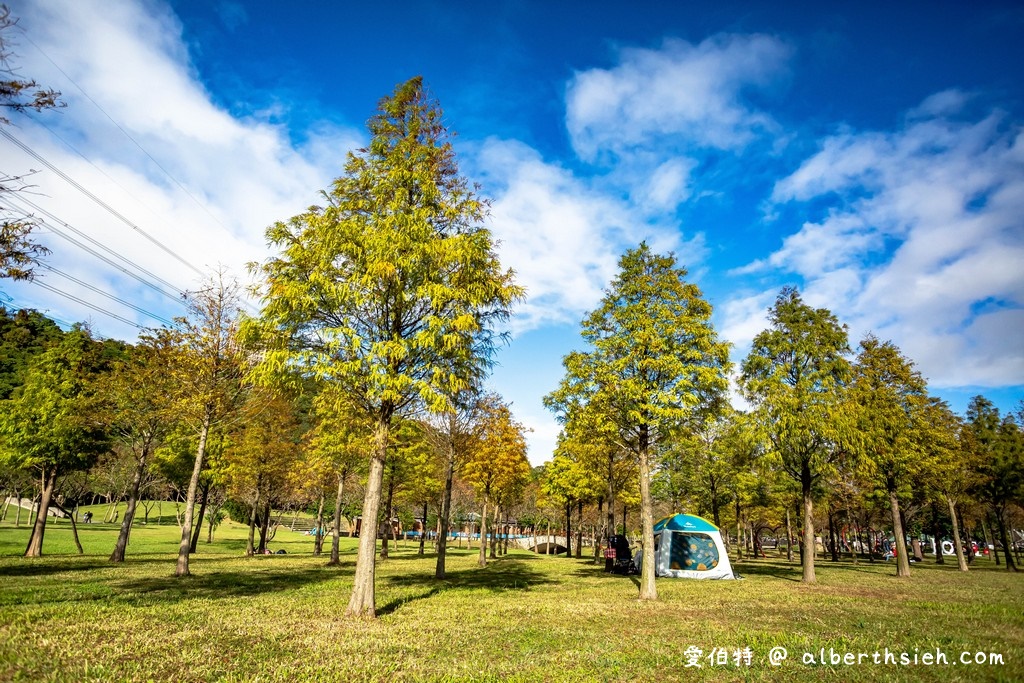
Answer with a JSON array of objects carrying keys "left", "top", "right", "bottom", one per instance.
[
  {"left": 0, "top": 127, "right": 205, "bottom": 277},
  {"left": 0, "top": 292, "right": 80, "bottom": 331},
  {"left": 40, "top": 264, "right": 175, "bottom": 327},
  {"left": 3, "top": 193, "right": 185, "bottom": 304},
  {"left": 20, "top": 32, "right": 238, "bottom": 239},
  {"left": 30, "top": 280, "right": 144, "bottom": 330}
]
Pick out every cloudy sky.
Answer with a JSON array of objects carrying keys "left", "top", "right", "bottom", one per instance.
[{"left": 2, "top": 0, "right": 1022, "bottom": 463}]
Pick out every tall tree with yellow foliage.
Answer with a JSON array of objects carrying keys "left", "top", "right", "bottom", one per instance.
[{"left": 245, "top": 77, "right": 521, "bottom": 617}]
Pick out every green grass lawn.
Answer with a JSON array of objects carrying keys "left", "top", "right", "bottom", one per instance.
[{"left": 0, "top": 517, "right": 1021, "bottom": 682}]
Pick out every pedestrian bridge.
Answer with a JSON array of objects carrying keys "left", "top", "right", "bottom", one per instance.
[
  {"left": 445, "top": 533, "right": 592, "bottom": 555},
  {"left": 509, "top": 534, "right": 581, "bottom": 555}
]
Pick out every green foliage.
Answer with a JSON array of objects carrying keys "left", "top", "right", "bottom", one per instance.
[
  {"left": 851, "top": 335, "right": 929, "bottom": 490},
  {"left": 545, "top": 244, "right": 731, "bottom": 597},
  {"left": 739, "top": 287, "right": 853, "bottom": 486},
  {"left": 968, "top": 396, "right": 1023, "bottom": 510},
  {"left": 168, "top": 275, "right": 250, "bottom": 430},
  {"left": 222, "top": 390, "right": 304, "bottom": 510},
  {"left": 391, "top": 418, "right": 445, "bottom": 508},
  {"left": 543, "top": 430, "right": 605, "bottom": 507},
  {"left": 0, "top": 307, "right": 64, "bottom": 399},
  {"left": 0, "top": 328, "right": 115, "bottom": 477},
  {"left": 547, "top": 244, "right": 732, "bottom": 452},
  {"left": 101, "top": 332, "right": 180, "bottom": 461},
  {"left": 244, "top": 76, "right": 523, "bottom": 614},
  {"left": 222, "top": 498, "right": 250, "bottom": 524},
  {"left": 915, "top": 398, "right": 969, "bottom": 500}
]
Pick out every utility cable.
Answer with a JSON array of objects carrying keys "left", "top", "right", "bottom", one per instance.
[
  {"left": 0, "top": 127, "right": 205, "bottom": 276},
  {"left": 7, "top": 192, "right": 188, "bottom": 298},
  {"left": 39, "top": 264, "right": 175, "bottom": 327},
  {"left": 3, "top": 194, "right": 185, "bottom": 304},
  {"left": 19, "top": 32, "right": 238, "bottom": 240},
  {"left": 30, "top": 280, "right": 144, "bottom": 329}
]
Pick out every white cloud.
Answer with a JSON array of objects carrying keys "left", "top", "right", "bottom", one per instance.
[
  {"left": 476, "top": 139, "right": 640, "bottom": 330},
  {"left": 3, "top": 0, "right": 360, "bottom": 336},
  {"left": 470, "top": 34, "right": 789, "bottom": 335},
  {"left": 566, "top": 34, "right": 790, "bottom": 163},
  {"left": 473, "top": 138, "right": 705, "bottom": 334},
  {"left": 747, "top": 97, "right": 1024, "bottom": 387}
]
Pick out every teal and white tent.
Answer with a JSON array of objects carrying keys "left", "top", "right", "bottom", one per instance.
[{"left": 643, "top": 514, "right": 736, "bottom": 580}]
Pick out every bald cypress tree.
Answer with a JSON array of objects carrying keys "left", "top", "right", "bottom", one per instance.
[
  {"left": 546, "top": 244, "right": 731, "bottom": 600},
  {"left": 246, "top": 77, "right": 522, "bottom": 618},
  {"left": 851, "top": 335, "right": 928, "bottom": 577},
  {"left": 740, "top": 288, "right": 853, "bottom": 584}
]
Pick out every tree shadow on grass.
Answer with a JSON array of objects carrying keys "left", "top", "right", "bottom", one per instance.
[
  {"left": 375, "top": 556, "right": 557, "bottom": 616},
  {"left": 113, "top": 563, "right": 348, "bottom": 603},
  {"left": 731, "top": 562, "right": 803, "bottom": 582},
  {"left": 0, "top": 555, "right": 172, "bottom": 578}
]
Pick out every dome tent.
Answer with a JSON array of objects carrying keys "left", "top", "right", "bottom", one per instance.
[{"left": 635, "top": 514, "right": 736, "bottom": 580}]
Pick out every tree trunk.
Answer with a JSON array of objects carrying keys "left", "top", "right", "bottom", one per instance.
[
  {"left": 735, "top": 495, "right": 744, "bottom": 560},
  {"left": 258, "top": 500, "right": 271, "bottom": 553},
  {"left": 189, "top": 481, "right": 209, "bottom": 553},
  {"left": 710, "top": 476, "right": 721, "bottom": 530},
  {"left": 888, "top": 487, "right": 911, "bottom": 577},
  {"left": 576, "top": 500, "right": 584, "bottom": 559},
  {"left": 478, "top": 501, "right": 489, "bottom": 567},
  {"left": 490, "top": 506, "right": 499, "bottom": 559},
  {"left": 545, "top": 520, "right": 551, "bottom": 555},
  {"left": 637, "top": 425, "right": 657, "bottom": 601},
  {"left": 928, "top": 501, "right": 943, "bottom": 564},
  {"left": 828, "top": 510, "right": 839, "bottom": 562},
  {"left": 206, "top": 505, "right": 216, "bottom": 543},
  {"left": 346, "top": 411, "right": 390, "bottom": 619},
  {"left": 246, "top": 496, "right": 259, "bottom": 556},
  {"left": 944, "top": 497, "right": 968, "bottom": 571},
  {"left": 175, "top": 412, "right": 212, "bottom": 577},
  {"left": 67, "top": 504, "right": 84, "bottom": 554},
  {"left": 328, "top": 469, "right": 347, "bottom": 566},
  {"left": 380, "top": 474, "right": 395, "bottom": 560},
  {"left": 981, "top": 513, "right": 997, "bottom": 565},
  {"left": 846, "top": 510, "right": 859, "bottom": 565},
  {"left": 313, "top": 492, "right": 326, "bottom": 556},
  {"left": 25, "top": 469, "right": 56, "bottom": 557},
  {"left": 111, "top": 444, "right": 152, "bottom": 562},
  {"left": 435, "top": 443, "right": 455, "bottom": 578},
  {"left": 606, "top": 456, "right": 616, "bottom": 538},
  {"left": 800, "top": 463, "right": 816, "bottom": 583},
  {"left": 594, "top": 499, "right": 604, "bottom": 564},
  {"left": 29, "top": 492, "right": 40, "bottom": 528},
  {"left": 564, "top": 501, "right": 572, "bottom": 558},
  {"left": 785, "top": 508, "right": 793, "bottom": 562},
  {"left": 995, "top": 506, "right": 1018, "bottom": 572},
  {"left": 418, "top": 501, "right": 428, "bottom": 556}
]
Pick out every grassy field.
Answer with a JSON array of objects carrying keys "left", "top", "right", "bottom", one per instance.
[{"left": 0, "top": 515, "right": 1021, "bottom": 682}]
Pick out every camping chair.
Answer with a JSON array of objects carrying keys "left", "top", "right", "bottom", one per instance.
[{"left": 609, "top": 534, "right": 638, "bottom": 575}]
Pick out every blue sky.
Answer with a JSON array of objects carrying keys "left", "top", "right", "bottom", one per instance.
[{"left": 3, "top": 0, "right": 1023, "bottom": 463}]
